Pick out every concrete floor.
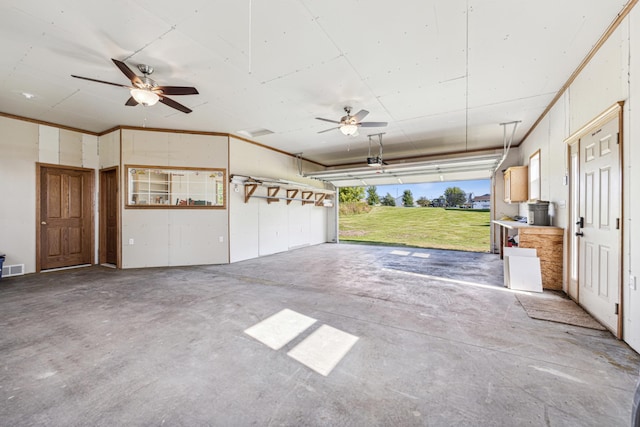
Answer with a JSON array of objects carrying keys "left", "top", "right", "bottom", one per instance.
[{"left": 1, "top": 243, "right": 638, "bottom": 426}]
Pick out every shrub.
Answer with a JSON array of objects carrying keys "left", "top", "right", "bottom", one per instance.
[{"left": 339, "top": 202, "right": 372, "bottom": 216}]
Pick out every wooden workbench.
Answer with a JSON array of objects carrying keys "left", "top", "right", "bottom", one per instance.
[{"left": 493, "top": 220, "right": 564, "bottom": 290}]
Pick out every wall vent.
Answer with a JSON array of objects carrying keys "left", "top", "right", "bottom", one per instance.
[{"left": 2, "top": 264, "right": 25, "bottom": 277}]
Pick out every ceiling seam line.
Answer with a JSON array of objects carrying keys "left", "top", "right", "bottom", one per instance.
[{"left": 300, "top": 0, "right": 395, "bottom": 121}]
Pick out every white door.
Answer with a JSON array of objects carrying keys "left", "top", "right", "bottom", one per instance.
[{"left": 577, "top": 117, "right": 621, "bottom": 334}]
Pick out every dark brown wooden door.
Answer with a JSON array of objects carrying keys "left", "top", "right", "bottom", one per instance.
[
  {"left": 100, "top": 168, "right": 118, "bottom": 265},
  {"left": 39, "top": 165, "right": 93, "bottom": 270}
]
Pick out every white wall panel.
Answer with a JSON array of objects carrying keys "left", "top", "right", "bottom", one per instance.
[
  {"left": 569, "top": 26, "right": 629, "bottom": 134},
  {"left": 229, "top": 137, "right": 331, "bottom": 263},
  {"left": 1, "top": 119, "right": 95, "bottom": 273},
  {"left": 491, "top": 149, "right": 521, "bottom": 252},
  {"left": 516, "top": 15, "right": 640, "bottom": 351},
  {"left": 121, "top": 129, "right": 229, "bottom": 268},
  {"left": 38, "top": 125, "right": 59, "bottom": 164},
  {"left": 167, "top": 210, "right": 228, "bottom": 266},
  {"left": 623, "top": 9, "right": 640, "bottom": 350},
  {"left": 168, "top": 133, "right": 224, "bottom": 167},
  {"left": 229, "top": 189, "right": 260, "bottom": 263},
  {"left": 82, "top": 134, "right": 100, "bottom": 264},
  {"left": 288, "top": 204, "right": 311, "bottom": 249},
  {"left": 258, "top": 201, "right": 289, "bottom": 256},
  {"left": 310, "top": 206, "right": 328, "bottom": 245},
  {"left": 122, "top": 130, "right": 170, "bottom": 165},
  {"left": 98, "top": 130, "right": 120, "bottom": 168},
  {"left": 0, "top": 118, "right": 38, "bottom": 272},
  {"left": 59, "top": 129, "right": 83, "bottom": 167},
  {"left": 122, "top": 210, "right": 171, "bottom": 268}
]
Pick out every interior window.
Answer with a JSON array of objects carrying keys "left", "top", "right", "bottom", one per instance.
[{"left": 126, "top": 165, "right": 226, "bottom": 208}]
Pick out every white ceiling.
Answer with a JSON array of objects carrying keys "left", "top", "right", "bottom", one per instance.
[{"left": 0, "top": 0, "right": 631, "bottom": 168}]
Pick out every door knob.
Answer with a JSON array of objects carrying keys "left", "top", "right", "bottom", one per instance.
[
  {"left": 575, "top": 231, "right": 584, "bottom": 237},
  {"left": 41, "top": 221, "right": 47, "bottom": 225}
]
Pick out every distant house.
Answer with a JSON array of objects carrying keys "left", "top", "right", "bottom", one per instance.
[
  {"left": 472, "top": 193, "right": 491, "bottom": 209},
  {"left": 430, "top": 197, "right": 446, "bottom": 207}
]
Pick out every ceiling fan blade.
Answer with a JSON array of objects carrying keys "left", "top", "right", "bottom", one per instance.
[
  {"left": 71, "top": 75, "right": 131, "bottom": 88},
  {"left": 317, "top": 127, "right": 339, "bottom": 134},
  {"left": 353, "top": 109, "right": 370, "bottom": 122},
  {"left": 359, "top": 121, "right": 388, "bottom": 127},
  {"left": 112, "top": 58, "right": 143, "bottom": 87},
  {"left": 159, "top": 96, "right": 193, "bottom": 114},
  {"left": 156, "top": 86, "right": 199, "bottom": 95},
  {"left": 125, "top": 97, "right": 139, "bottom": 106},
  {"left": 315, "top": 117, "right": 341, "bottom": 124}
]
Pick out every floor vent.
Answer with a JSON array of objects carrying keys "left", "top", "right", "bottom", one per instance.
[{"left": 2, "top": 264, "right": 25, "bottom": 277}]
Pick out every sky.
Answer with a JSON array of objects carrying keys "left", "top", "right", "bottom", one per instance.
[{"left": 373, "top": 179, "right": 490, "bottom": 200}]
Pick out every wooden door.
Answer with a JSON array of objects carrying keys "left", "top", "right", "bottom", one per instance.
[
  {"left": 38, "top": 165, "right": 93, "bottom": 271},
  {"left": 577, "top": 117, "right": 621, "bottom": 334},
  {"left": 100, "top": 167, "right": 119, "bottom": 266}
]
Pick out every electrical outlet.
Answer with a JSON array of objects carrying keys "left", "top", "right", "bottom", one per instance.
[
  {"left": 129, "top": 238, "right": 134, "bottom": 245},
  {"left": 219, "top": 236, "right": 224, "bottom": 243},
  {"left": 630, "top": 275, "right": 637, "bottom": 290}
]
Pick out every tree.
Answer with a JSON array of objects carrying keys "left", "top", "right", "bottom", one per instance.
[
  {"left": 381, "top": 193, "right": 396, "bottom": 206},
  {"left": 366, "top": 186, "right": 380, "bottom": 205},
  {"left": 416, "top": 196, "right": 430, "bottom": 207},
  {"left": 444, "top": 186, "right": 467, "bottom": 207},
  {"left": 339, "top": 186, "right": 365, "bottom": 203},
  {"left": 402, "top": 189, "right": 414, "bottom": 207}
]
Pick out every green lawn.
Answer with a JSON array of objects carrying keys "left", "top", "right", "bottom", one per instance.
[{"left": 339, "top": 206, "right": 491, "bottom": 252}]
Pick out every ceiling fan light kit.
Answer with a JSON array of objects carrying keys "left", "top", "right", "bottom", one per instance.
[
  {"left": 340, "top": 123, "right": 358, "bottom": 136},
  {"left": 130, "top": 88, "right": 159, "bottom": 106}
]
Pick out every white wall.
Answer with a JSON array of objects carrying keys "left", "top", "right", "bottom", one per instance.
[
  {"left": 120, "top": 130, "right": 229, "bottom": 268},
  {"left": 0, "top": 117, "right": 97, "bottom": 273},
  {"left": 490, "top": 148, "right": 521, "bottom": 252},
  {"left": 623, "top": 9, "right": 640, "bottom": 352},
  {"left": 228, "top": 137, "right": 331, "bottom": 263},
  {"left": 514, "top": 9, "right": 640, "bottom": 351},
  {"left": 0, "top": 119, "right": 334, "bottom": 272},
  {"left": 0, "top": 117, "right": 38, "bottom": 272},
  {"left": 98, "top": 130, "right": 120, "bottom": 169}
]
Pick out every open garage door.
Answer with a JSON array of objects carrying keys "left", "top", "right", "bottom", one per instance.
[{"left": 303, "top": 152, "right": 503, "bottom": 187}]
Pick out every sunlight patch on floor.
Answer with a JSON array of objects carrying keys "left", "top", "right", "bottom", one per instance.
[
  {"left": 244, "top": 309, "right": 359, "bottom": 376},
  {"left": 244, "top": 309, "right": 317, "bottom": 350}
]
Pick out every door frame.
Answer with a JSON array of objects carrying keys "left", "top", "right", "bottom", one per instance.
[
  {"left": 36, "top": 162, "right": 95, "bottom": 272},
  {"left": 99, "top": 166, "right": 120, "bottom": 267},
  {"left": 565, "top": 101, "right": 624, "bottom": 338}
]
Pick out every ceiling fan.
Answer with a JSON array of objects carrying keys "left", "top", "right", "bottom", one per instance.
[
  {"left": 71, "top": 58, "right": 199, "bottom": 113},
  {"left": 316, "top": 106, "right": 387, "bottom": 136}
]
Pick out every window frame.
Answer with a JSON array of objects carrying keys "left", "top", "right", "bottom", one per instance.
[
  {"left": 528, "top": 150, "right": 541, "bottom": 201},
  {"left": 125, "top": 165, "right": 226, "bottom": 209}
]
